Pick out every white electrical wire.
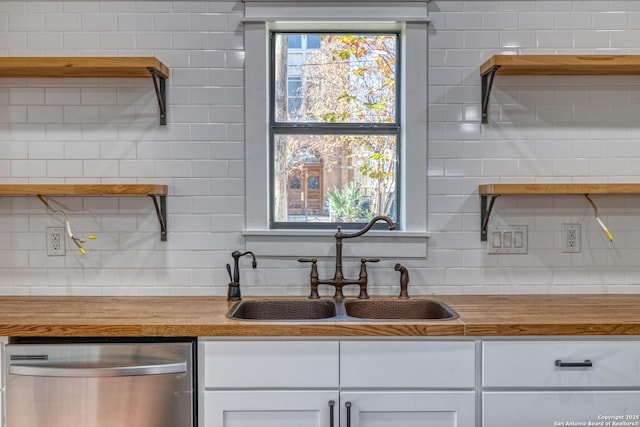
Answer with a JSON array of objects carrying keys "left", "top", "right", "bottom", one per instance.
[
  {"left": 584, "top": 194, "right": 614, "bottom": 242},
  {"left": 37, "top": 195, "right": 88, "bottom": 254}
]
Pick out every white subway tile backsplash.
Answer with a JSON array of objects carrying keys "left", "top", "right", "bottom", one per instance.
[
  {"left": 172, "top": 32, "right": 208, "bottom": 50},
  {"left": 135, "top": 31, "right": 171, "bottom": 49},
  {"left": 190, "top": 13, "right": 227, "bottom": 32},
  {"left": 483, "top": 12, "right": 519, "bottom": 30},
  {"left": 28, "top": 141, "right": 63, "bottom": 159},
  {"left": 0, "top": 0, "right": 639, "bottom": 294},
  {"left": 27, "top": 32, "right": 63, "bottom": 50},
  {"left": 153, "top": 13, "right": 190, "bottom": 31},
  {"left": 9, "top": 13, "right": 44, "bottom": 31},
  {"left": 0, "top": 106, "right": 26, "bottom": 123},
  {"left": 117, "top": 13, "right": 153, "bottom": 31},
  {"left": 81, "top": 13, "right": 117, "bottom": 31},
  {"left": 98, "top": 32, "right": 135, "bottom": 49},
  {"left": 593, "top": 11, "right": 628, "bottom": 29},
  {"left": 446, "top": 13, "right": 483, "bottom": 31},
  {"left": 10, "top": 159, "right": 46, "bottom": 177},
  {"left": 63, "top": 32, "right": 99, "bottom": 49},
  {"left": 47, "top": 159, "right": 82, "bottom": 177},
  {"left": 574, "top": 30, "right": 610, "bottom": 48},
  {"left": 28, "top": 106, "right": 63, "bottom": 123},
  {"left": 10, "top": 88, "right": 44, "bottom": 105},
  {"left": 64, "top": 105, "right": 100, "bottom": 123}
]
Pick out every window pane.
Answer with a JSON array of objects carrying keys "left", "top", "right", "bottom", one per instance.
[
  {"left": 273, "top": 33, "right": 397, "bottom": 124},
  {"left": 272, "top": 134, "right": 397, "bottom": 224},
  {"left": 306, "top": 35, "right": 321, "bottom": 49},
  {"left": 287, "top": 34, "right": 302, "bottom": 49}
]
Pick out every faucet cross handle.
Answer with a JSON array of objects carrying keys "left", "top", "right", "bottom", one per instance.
[
  {"left": 298, "top": 258, "right": 320, "bottom": 299},
  {"left": 357, "top": 258, "right": 380, "bottom": 299}
]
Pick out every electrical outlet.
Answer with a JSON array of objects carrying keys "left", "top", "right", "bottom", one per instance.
[
  {"left": 561, "top": 223, "right": 581, "bottom": 253},
  {"left": 46, "top": 227, "right": 65, "bottom": 256}
]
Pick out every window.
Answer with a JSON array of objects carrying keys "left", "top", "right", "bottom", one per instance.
[
  {"left": 271, "top": 32, "right": 399, "bottom": 228},
  {"left": 286, "top": 76, "right": 303, "bottom": 115},
  {"left": 244, "top": 1, "right": 428, "bottom": 258}
]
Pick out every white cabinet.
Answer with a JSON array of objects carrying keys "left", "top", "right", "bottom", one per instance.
[
  {"left": 204, "top": 391, "right": 339, "bottom": 427},
  {"left": 340, "top": 341, "right": 476, "bottom": 427},
  {"left": 341, "top": 391, "right": 475, "bottom": 427},
  {"left": 482, "top": 340, "right": 640, "bottom": 427},
  {"left": 201, "top": 339, "right": 476, "bottom": 427}
]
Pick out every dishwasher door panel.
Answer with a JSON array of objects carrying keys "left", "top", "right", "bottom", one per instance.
[{"left": 6, "top": 341, "right": 194, "bottom": 427}]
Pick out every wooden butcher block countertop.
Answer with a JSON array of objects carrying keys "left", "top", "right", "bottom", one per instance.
[{"left": 0, "top": 294, "right": 638, "bottom": 337}]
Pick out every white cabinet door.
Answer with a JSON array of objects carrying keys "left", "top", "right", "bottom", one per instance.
[
  {"left": 204, "top": 390, "right": 339, "bottom": 427},
  {"left": 483, "top": 391, "right": 640, "bottom": 427},
  {"left": 341, "top": 391, "right": 476, "bottom": 427}
]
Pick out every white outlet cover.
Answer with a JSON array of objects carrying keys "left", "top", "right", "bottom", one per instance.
[
  {"left": 561, "top": 223, "right": 581, "bottom": 253},
  {"left": 46, "top": 227, "right": 66, "bottom": 256}
]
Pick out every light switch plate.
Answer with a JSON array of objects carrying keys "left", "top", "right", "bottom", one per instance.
[{"left": 487, "top": 225, "right": 528, "bottom": 254}]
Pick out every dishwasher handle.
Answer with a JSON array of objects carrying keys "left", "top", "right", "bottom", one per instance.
[{"left": 9, "top": 361, "right": 187, "bottom": 378}]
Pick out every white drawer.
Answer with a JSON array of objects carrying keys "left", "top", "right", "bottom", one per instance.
[
  {"left": 483, "top": 340, "right": 640, "bottom": 388},
  {"left": 202, "top": 340, "right": 339, "bottom": 389},
  {"left": 483, "top": 391, "right": 640, "bottom": 427},
  {"left": 340, "top": 341, "right": 475, "bottom": 388}
]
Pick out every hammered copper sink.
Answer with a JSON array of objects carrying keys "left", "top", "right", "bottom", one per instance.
[
  {"left": 227, "top": 298, "right": 459, "bottom": 322},
  {"left": 227, "top": 299, "right": 338, "bottom": 321},
  {"left": 343, "top": 299, "right": 459, "bottom": 320}
]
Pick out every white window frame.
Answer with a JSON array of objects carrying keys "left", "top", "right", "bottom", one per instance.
[{"left": 243, "top": 0, "right": 428, "bottom": 258}]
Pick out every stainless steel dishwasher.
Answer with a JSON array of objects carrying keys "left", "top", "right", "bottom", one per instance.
[{"left": 6, "top": 337, "right": 196, "bottom": 427}]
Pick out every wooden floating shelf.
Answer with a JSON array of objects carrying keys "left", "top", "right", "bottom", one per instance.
[
  {"left": 480, "top": 54, "right": 640, "bottom": 123},
  {"left": 0, "top": 184, "right": 167, "bottom": 196},
  {"left": 480, "top": 55, "right": 640, "bottom": 77},
  {"left": 0, "top": 57, "right": 169, "bottom": 79},
  {"left": 479, "top": 183, "right": 640, "bottom": 196},
  {"left": 478, "top": 183, "right": 640, "bottom": 241},
  {"left": 0, "top": 57, "right": 169, "bottom": 125},
  {"left": 0, "top": 184, "right": 168, "bottom": 241}
]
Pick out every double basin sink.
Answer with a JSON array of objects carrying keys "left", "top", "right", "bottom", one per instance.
[{"left": 227, "top": 298, "right": 459, "bottom": 322}]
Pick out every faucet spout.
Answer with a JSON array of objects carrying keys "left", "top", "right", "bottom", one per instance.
[{"left": 337, "top": 215, "right": 396, "bottom": 239}]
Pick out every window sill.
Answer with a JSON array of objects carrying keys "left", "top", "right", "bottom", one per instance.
[{"left": 243, "top": 229, "right": 429, "bottom": 258}]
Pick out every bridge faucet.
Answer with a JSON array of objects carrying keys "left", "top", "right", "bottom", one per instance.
[{"left": 299, "top": 215, "right": 396, "bottom": 299}]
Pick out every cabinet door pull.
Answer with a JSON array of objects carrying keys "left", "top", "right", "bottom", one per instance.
[
  {"left": 328, "top": 400, "right": 335, "bottom": 427},
  {"left": 555, "top": 359, "right": 593, "bottom": 368},
  {"left": 345, "top": 401, "right": 352, "bottom": 427}
]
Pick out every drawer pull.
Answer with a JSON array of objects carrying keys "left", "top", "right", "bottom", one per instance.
[
  {"left": 345, "top": 402, "right": 352, "bottom": 427},
  {"left": 555, "top": 359, "right": 593, "bottom": 368},
  {"left": 328, "top": 400, "right": 335, "bottom": 427}
]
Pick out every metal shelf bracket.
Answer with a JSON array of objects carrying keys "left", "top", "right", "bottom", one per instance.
[
  {"left": 480, "top": 194, "right": 500, "bottom": 241},
  {"left": 148, "top": 68, "right": 167, "bottom": 126},
  {"left": 481, "top": 65, "right": 500, "bottom": 124},
  {"left": 149, "top": 194, "right": 168, "bottom": 241}
]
